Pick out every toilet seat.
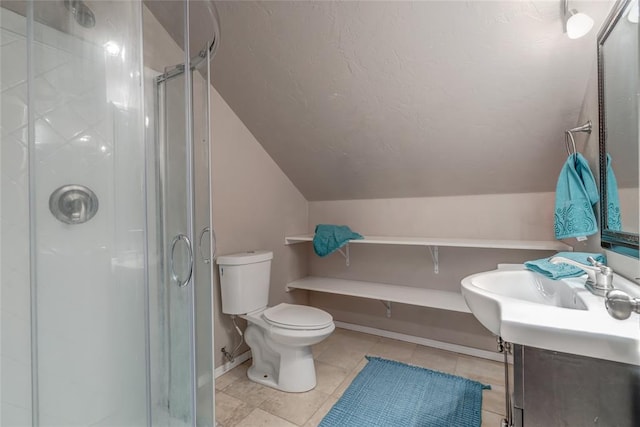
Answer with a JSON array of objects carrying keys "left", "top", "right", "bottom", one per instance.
[{"left": 263, "top": 303, "right": 333, "bottom": 330}]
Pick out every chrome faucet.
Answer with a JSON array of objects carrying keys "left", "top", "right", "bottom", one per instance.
[
  {"left": 548, "top": 256, "right": 614, "bottom": 296},
  {"left": 605, "top": 289, "right": 640, "bottom": 320}
]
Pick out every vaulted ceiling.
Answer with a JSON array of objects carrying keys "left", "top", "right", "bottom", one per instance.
[{"left": 185, "top": 1, "right": 614, "bottom": 201}]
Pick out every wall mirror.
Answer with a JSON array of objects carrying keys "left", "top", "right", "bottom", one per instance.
[{"left": 598, "top": 0, "right": 639, "bottom": 258}]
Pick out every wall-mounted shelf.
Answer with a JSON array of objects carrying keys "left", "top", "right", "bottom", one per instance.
[
  {"left": 285, "top": 234, "right": 572, "bottom": 251},
  {"left": 286, "top": 276, "right": 471, "bottom": 317},
  {"left": 285, "top": 234, "right": 572, "bottom": 317},
  {"left": 285, "top": 234, "right": 572, "bottom": 272}
]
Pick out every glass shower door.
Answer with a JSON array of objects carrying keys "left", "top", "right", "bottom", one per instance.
[
  {"left": 0, "top": 1, "right": 149, "bottom": 425},
  {"left": 144, "top": 1, "right": 218, "bottom": 423},
  {"left": 1, "top": 1, "right": 217, "bottom": 425},
  {"left": 152, "top": 67, "right": 197, "bottom": 425},
  {"left": 30, "top": 1, "right": 149, "bottom": 423},
  {"left": 191, "top": 42, "right": 215, "bottom": 427}
]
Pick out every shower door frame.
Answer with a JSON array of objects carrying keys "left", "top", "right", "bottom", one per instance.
[
  {"left": 151, "top": 16, "right": 216, "bottom": 424},
  {"left": 153, "top": 68, "right": 198, "bottom": 426}
]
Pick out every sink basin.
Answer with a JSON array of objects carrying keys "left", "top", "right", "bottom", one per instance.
[
  {"left": 461, "top": 265, "right": 640, "bottom": 365},
  {"left": 469, "top": 269, "right": 588, "bottom": 310},
  {"left": 462, "top": 269, "right": 587, "bottom": 335}
]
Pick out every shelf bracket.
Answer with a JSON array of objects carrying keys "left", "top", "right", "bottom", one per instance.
[
  {"left": 428, "top": 246, "right": 439, "bottom": 274},
  {"left": 337, "top": 244, "right": 350, "bottom": 267},
  {"left": 380, "top": 300, "right": 392, "bottom": 318}
]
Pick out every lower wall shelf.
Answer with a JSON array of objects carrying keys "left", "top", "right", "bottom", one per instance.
[{"left": 286, "top": 276, "right": 471, "bottom": 314}]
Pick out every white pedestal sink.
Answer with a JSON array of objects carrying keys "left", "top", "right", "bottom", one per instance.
[{"left": 461, "top": 264, "right": 640, "bottom": 365}]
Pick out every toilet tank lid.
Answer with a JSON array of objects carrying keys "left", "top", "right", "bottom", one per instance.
[{"left": 216, "top": 250, "right": 273, "bottom": 265}]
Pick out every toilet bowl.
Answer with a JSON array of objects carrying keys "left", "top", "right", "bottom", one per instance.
[
  {"left": 242, "top": 303, "right": 335, "bottom": 392},
  {"left": 216, "top": 251, "right": 335, "bottom": 392}
]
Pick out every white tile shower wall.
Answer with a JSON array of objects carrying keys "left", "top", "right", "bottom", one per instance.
[{"left": 1, "top": 6, "right": 147, "bottom": 426}]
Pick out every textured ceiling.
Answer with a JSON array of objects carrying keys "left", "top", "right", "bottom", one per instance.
[{"left": 207, "top": 1, "right": 613, "bottom": 201}]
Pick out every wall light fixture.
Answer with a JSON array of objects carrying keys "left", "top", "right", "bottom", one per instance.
[{"left": 563, "top": 0, "right": 594, "bottom": 39}]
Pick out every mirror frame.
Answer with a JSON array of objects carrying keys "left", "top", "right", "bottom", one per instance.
[{"left": 597, "top": 0, "right": 639, "bottom": 258}]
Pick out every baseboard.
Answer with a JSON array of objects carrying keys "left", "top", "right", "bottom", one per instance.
[
  {"left": 210, "top": 323, "right": 506, "bottom": 380},
  {"left": 213, "top": 350, "right": 252, "bottom": 378},
  {"left": 334, "top": 321, "right": 509, "bottom": 363}
]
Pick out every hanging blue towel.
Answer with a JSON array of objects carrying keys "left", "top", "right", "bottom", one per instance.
[
  {"left": 606, "top": 154, "right": 622, "bottom": 231},
  {"left": 554, "top": 153, "right": 599, "bottom": 240},
  {"left": 524, "top": 252, "right": 606, "bottom": 280},
  {"left": 313, "top": 224, "right": 363, "bottom": 257}
]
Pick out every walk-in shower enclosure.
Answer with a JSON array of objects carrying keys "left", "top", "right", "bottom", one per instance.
[{"left": 0, "top": 1, "right": 219, "bottom": 425}]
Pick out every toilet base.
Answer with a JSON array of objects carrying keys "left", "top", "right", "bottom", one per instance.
[
  {"left": 244, "top": 321, "right": 328, "bottom": 393},
  {"left": 247, "top": 351, "right": 317, "bottom": 393}
]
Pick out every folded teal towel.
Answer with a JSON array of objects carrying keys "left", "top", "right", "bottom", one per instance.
[
  {"left": 313, "top": 224, "right": 363, "bottom": 257},
  {"left": 524, "top": 252, "right": 606, "bottom": 279},
  {"left": 606, "top": 154, "right": 622, "bottom": 231},
  {"left": 554, "top": 153, "right": 599, "bottom": 239}
]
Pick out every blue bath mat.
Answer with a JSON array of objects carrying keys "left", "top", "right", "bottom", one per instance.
[{"left": 320, "top": 356, "right": 490, "bottom": 427}]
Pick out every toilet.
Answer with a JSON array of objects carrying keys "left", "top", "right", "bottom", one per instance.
[{"left": 217, "top": 250, "right": 335, "bottom": 392}]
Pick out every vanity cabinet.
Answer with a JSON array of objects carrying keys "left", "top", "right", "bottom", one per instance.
[{"left": 512, "top": 344, "right": 640, "bottom": 427}]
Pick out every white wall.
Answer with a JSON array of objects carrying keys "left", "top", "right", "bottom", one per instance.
[
  {"left": 210, "top": 84, "right": 310, "bottom": 367},
  {"left": 211, "top": 1, "right": 614, "bottom": 202},
  {"left": 309, "top": 193, "right": 557, "bottom": 241},
  {"left": 308, "top": 193, "right": 559, "bottom": 351}
]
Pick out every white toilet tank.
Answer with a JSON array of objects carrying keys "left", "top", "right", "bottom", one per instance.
[{"left": 216, "top": 250, "right": 273, "bottom": 315}]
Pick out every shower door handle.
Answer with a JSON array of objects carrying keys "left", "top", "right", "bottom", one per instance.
[
  {"left": 170, "top": 234, "right": 193, "bottom": 288},
  {"left": 198, "top": 226, "right": 217, "bottom": 264}
]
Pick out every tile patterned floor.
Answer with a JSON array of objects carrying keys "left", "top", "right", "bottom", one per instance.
[{"left": 216, "top": 328, "right": 506, "bottom": 427}]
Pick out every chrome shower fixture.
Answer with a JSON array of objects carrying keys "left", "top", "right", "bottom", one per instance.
[
  {"left": 64, "top": 0, "right": 95, "bottom": 28},
  {"left": 49, "top": 184, "right": 99, "bottom": 224}
]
